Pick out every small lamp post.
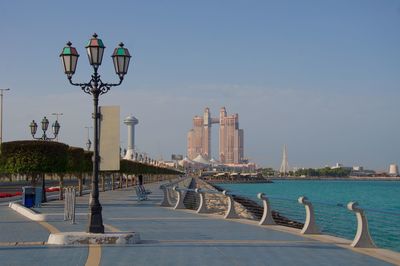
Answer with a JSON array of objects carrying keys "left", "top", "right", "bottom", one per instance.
[
  {"left": 0, "top": 88, "right": 10, "bottom": 150},
  {"left": 60, "top": 34, "right": 131, "bottom": 233},
  {"left": 29, "top": 116, "right": 60, "bottom": 202}
]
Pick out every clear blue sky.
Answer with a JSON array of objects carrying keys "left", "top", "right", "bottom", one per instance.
[{"left": 0, "top": 0, "right": 399, "bottom": 170}]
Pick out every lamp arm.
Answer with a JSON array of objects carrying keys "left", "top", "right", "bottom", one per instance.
[
  {"left": 68, "top": 75, "right": 123, "bottom": 96},
  {"left": 68, "top": 77, "right": 92, "bottom": 95},
  {"left": 99, "top": 76, "right": 124, "bottom": 95},
  {"left": 45, "top": 136, "right": 57, "bottom": 141},
  {"left": 32, "top": 135, "right": 42, "bottom": 140}
]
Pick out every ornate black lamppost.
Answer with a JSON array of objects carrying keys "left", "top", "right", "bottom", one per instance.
[
  {"left": 29, "top": 116, "right": 60, "bottom": 202},
  {"left": 60, "top": 33, "right": 131, "bottom": 233},
  {"left": 30, "top": 116, "right": 60, "bottom": 140}
]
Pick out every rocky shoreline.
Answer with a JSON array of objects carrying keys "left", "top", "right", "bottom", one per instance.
[
  {"left": 206, "top": 178, "right": 273, "bottom": 184},
  {"left": 183, "top": 177, "right": 303, "bottom": 229}
]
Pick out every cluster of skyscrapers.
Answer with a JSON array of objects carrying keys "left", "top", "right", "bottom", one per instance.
[{"left": 187, "top": 107, "right": 244, "bottom": 164}]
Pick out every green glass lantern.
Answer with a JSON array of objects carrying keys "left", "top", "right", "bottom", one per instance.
[
  {"left": 60, "top": 42, "right": 79, "bottom": 78},
  {"left": 86, "top": 33, "right": 105, "bottom": 67},
  {"left": 112, "top": 42, "right": 131, "bottom": 78}
]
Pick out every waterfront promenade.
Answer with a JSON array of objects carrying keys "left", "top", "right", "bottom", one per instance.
[{"left": 0, "top": 181, "right": 398, "bottom": 266}]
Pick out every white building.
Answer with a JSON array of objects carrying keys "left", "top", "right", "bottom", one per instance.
[{"left": 389, "top": 164, "right": 399, "bottom": 176}]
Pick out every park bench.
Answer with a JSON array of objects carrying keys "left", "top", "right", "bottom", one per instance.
[{"left": 135, "top": 185, "right": 151, "bottom": 201}]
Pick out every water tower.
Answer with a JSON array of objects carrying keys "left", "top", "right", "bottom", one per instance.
[
  {"left": 389, "top": 164, "right": 398, "bottom": 176},
  {"left": 123, "top": 115, "right": 139, "bottom": 160}
]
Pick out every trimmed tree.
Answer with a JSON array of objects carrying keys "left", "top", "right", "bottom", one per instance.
[{"left": 0, "top": 140, "right": 69, "bottom": 202}]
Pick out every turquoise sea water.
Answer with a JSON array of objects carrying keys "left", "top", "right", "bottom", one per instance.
[{"left": 217, "top": 180, "right": 400, "bottom": 252}]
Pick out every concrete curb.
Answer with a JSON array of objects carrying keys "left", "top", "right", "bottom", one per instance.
[
  {"left": 9, "top": 202, "right": 47, "bottom": 221},
  {"left": 47, "top": 232, "right": 141, "bottom": 245}
]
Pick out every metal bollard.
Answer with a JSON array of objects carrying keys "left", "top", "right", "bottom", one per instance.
[
  {"left": 347, "top": 202, "right": 376, "bottom": 248},
  {"left": 63, "top": 188, "right": 68, "bottom": 221},
  {"left": 298, "top": 196, "right": 320, "bottom": 234},
  {"left": 63, "top": 187, "right": 76, "bottom": 224},
  {"left": 71, "top": 187, "right": 75, "bottom": 224}
]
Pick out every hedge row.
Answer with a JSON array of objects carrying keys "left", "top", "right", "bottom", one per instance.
[
  {"left": 0, "top": 141, "right": 181, "bottom": 176},
  {"left": 120, "top": 159, "right": 181, "bottom": 175},
  {"left": 0, "top": 141, "right": 68, "bottom": 174}
]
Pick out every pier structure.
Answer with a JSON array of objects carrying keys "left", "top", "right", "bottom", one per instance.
[{"left": 123, "top": 114, "right": 139, "bottom": 160}]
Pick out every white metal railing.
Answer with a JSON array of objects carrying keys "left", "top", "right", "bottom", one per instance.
[
  {"left": 347, "top": 202, "right": 376, "bottom": 248},
  {"left": 159, "top": 177, "right": 192, "bottom": 207},
  {"left": 162, "top": 183, "right": 399, "bottom": 250},
  {"left": 63, "top": 187, "right": 76, "bottom": 224},
  {"left": 163, "top": 187, "right": 238, "bottom": 219}
]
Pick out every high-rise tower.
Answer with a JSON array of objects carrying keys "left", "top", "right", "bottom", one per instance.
[
  {"left": 187, "top": 107, "right": 244, "bottom": 164},
  {"left": 203, "top": 107, "right": 211, "bottom": 159}
]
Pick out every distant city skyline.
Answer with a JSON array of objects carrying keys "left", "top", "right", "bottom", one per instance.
[{"left": 0, "top": 1, "right": 399, "bottom": 170}]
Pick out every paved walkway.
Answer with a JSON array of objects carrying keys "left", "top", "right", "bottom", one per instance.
[{"left": 0, "top": 181, "right": 397, "bottom": 266}]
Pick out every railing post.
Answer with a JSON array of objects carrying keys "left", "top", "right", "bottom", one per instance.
[
  {"left": 257, "top": 193, "right": 275, "bottom": 225},
  {"left": 173, "top": 186, "right": 185, "bottom": 209},
  {"left": 347, "top": 202, "right": 376, "bottom": 248},
  {"left": 71, "top": 187, "right": 76, "bottom": 224},
  {"left": 298, "top": 196, "right": 320, "bottom": 234},
  {"left": 64, "top": 187, "right": 68, "bottom": 221},
  {"left": 195, "top": 188, "right": 208, "bottom": 213},
  {"left": 223, "top": 190, "right": 238, "bottom": 219},
  {"left": 59, "top": 175, "right": 64, "bottom": 200},
  {"left": 160, "top": 185, "right": 172, "bottom": 207},
  {"left": 78, "top": 174, "right": 83, "bottom": 196}
]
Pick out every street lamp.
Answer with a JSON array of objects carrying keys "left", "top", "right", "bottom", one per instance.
[
  {"left": 0, "top": 88, "right": 10, "bottom": 149},
  {"left": 29, "top": 116, "right": 60, "bottom": 203},
  {"left": 30, "top": 116, "right": 60, "bottom": 140},
  {"left": 85, "top": 126, "right": 93, "bottom": 151},
  {"left": 60, "top": 33, "right": 131, "bottom": 233}
]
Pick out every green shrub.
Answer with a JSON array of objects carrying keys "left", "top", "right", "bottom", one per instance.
[
  {"left": 0, "top": 141, "right": 181, "bottom": 176},
  {"left": 83, "top": 151, "right": 93, "bottom": 173},
  {"left": 120, "top": 159, "right": 181, "bottom": 175},
  {"left": 0, "top": 140, "right": 68, "bottom": 174},
  {"left": 66, "top": 147, "right": 85, "bottom": 173}
]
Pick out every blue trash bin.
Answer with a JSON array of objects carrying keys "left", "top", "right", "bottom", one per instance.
[
  {"left": 34, "top": 187, "right": 43, "bottom": 208},
  {"left": 22, "top": 186, "right": 35, "bottom": 208}
]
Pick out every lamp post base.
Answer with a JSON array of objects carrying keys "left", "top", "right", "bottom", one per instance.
[{"left": 88, "top": 204, "right": 104, "bottom": 233}]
